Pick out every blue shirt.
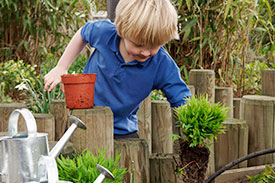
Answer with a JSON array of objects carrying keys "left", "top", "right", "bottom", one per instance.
[{"left": 81, "top": 20, "right": 191, "bottom": 135}]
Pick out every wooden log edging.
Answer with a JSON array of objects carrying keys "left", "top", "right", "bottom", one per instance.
[
  {"left": 214, "top": 118, "right": 248, "bottom": 171},
  {"left": 189, "top": 69, "right": 215, "bottom": 103},
  {"left": 34, "top": 113, "right": 55, "bottom": 141},
  {"left": 188, "top": 85, "right": 195, "bottom": 97},
  {"left": 114, "top": 139, "right": 150, "bottom": 183},
  {"left": 137, "top": 96, "right": 152, "bottom": 154},
  {"left": 50, "top": 100, "right": 69, "bottom": 141},
  {"left": 151, "top": 100, "right": 173, "bottom": 154},
  {"left": 240, "top": 95, "right": 275, "bottom": 166},
  {"left": 70, "top": 106, "right": 114, "bottom": 158},
  {"left": 0, "top": 103, "right": 26, "bottom": 132},
  {"left": 150, "top": 153, "right": 180, "bottom": 183},
  {"left": 233, "top": 98, "right": 241, "bottom": 119},
  {"left": 215, "top": 87, "right": 233, "bottom": 118},
  {"left": 262, "top": 69, "right": 275, "bottom": 97}
]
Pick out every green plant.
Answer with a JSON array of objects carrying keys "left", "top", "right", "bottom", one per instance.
[
  {"left": 151, "top": 90, "right": 166, "bottom": 101},
  {"left": 247, "top": 165, "right": 275, "bottom": 183},
  {"left": 0, "top": 83, "right": 13, "bottom": 103},
  {"left": 16, "top": 72, "right": 63, "bottom": 113},
  {"left": 0, "top": 60, "right": 38, "bottom": 101},
  {"left": 41, "top": 53, "right": 88, "bottom": 75},
  {"left": 57, "top": 149, "right": 127, "bottom": 183},
  {"left": 233, "top": 60, "right": 270, "bottom": 96},
  {"left": 172, "top": 96, "right": 229, "bottom": 147},
  {"left": 0, "top": 0, "right": 91, "bottom": 65},
  {"left": 167, "top": 0, "right": 274, "bottom": 97}
]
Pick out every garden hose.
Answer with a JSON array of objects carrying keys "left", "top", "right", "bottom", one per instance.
[{"left": 204, "top": 148, "right": 275, "bottom": 183}]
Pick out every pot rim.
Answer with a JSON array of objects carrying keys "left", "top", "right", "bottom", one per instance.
[{"left": 61, "top": 73, "right": 97, "bottom": 84}]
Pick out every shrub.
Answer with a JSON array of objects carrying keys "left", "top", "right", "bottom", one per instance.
[
  {"left": 172, "top": 96, "right": 229, "bottom": 147},
  {"left": 0, "top": 60, "right": 38, "bottom": 101},
  {"left": 57, "top": 149, "right": 127, "bottom": 183}
]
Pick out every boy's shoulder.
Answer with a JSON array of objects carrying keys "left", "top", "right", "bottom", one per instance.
[
  {"left": 82, "top": 19, "right": 117, "bottom": 43},
  {"left": 83, "top": 19, "right": 116, "bottom": 34},
  {"left": 154, "top": 47, "right": 175, "bottom": 63},
  {"left": 92, "top": 19, "right": 113, "bottom": 25}
]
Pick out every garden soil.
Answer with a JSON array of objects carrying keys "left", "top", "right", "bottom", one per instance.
[{"left": 178, "top": 141, "right": 210, "bottom": 183}]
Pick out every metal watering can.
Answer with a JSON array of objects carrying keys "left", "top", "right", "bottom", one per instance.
[
  {"left": 0, "top": 109, "right": 76, "bottom": 182},
  {"left": 0, "top": 108, "right": 115, "bottom": 183}
]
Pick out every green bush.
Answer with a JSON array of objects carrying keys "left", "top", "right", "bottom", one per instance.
[
  {"left": 57, "top": 149, "right": 127, "bottom": 183},
  {"left": 172, "top": 96, "right": 229, "bottom": 148},
  {"left": 0, "top": 60, "right": 38, "bottom": 102}
]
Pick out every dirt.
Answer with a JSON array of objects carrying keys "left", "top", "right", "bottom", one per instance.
[{"left": 177, "top": 141, "right": 210, "bottom": 183}]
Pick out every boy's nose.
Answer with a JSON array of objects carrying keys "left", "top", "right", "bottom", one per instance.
[{"left": 140, "top": 50, "right": 151, "bottom": 57}]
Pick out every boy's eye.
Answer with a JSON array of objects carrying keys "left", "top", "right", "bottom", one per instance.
[{"left": 135, "top": 43, "right": 143, "bottom": 47}]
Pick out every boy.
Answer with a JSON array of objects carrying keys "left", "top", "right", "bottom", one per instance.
[{"left": 44, "top": 0, "right": 191, "bottom": 139}]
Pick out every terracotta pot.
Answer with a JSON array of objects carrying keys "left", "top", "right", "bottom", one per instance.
[{"left": 61, "top": 74, "right": 97, "bottom": 109}]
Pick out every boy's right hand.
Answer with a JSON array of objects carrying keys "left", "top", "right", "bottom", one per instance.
[{"left": 43, "top": 66, "right": 67, "bottom": 92}]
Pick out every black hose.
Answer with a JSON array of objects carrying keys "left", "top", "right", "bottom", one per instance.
[{"left": 204, "top": 148, "right": 275, "bottom": 183}]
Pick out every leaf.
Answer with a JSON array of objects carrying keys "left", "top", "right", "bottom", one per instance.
[
  {"left": 170, "top": 134, "right": 181, "bottom": 142},
  {"left": 224, "top": 0, "right": 233, "bottom": 21},
  {"left": 180, "top": 19, "right": 198, "bottom": 34},
  {"left": 186, "top": 0, "right": 191, "bottom": 10}
]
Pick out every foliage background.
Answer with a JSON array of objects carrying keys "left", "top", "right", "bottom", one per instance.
[{"left": 168, "top": 0, "right": 274, "bottom": 97}]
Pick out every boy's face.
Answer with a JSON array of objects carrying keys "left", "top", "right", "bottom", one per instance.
[{"left": 122, "top": 38, "right": 161, "bottom": 62}]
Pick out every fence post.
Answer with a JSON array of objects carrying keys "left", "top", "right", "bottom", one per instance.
[
  {"left": 114, "top": 139, "right": 150, "bottom": 183},
  {"left": 215, "top": 118, "right": 248, "bottom": 170},
  {"left": 215, "top": 87, "right": 234, "bottom": 118},
  {"left": 262, "top": 69, "right": 275, "bottom": 97},
  {"left": 50, "top": 100, "right": 69, "bottom": 141},
  {"left": 70, "top": 106, "right": 114, "bottom": 158},
  {"left": 240, "top": 95, "right": 275, "bottom": 166},
  {"left": 151, "top": 100, "right": 173, "bottom": 154},
  {"left": 137, "top": 96, "right": 152, "bottom": 154}
]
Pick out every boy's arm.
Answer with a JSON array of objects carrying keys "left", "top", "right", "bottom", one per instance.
[{"left": 44, "top": 28, "right": 87, "bottom": 91}]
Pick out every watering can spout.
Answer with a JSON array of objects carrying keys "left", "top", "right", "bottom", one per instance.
[
  {"left": 49, "top": 115, "right": 87, "bottom": 159},
  {"left": 38, "top": 115, "right": 87, "bottom": 182}
]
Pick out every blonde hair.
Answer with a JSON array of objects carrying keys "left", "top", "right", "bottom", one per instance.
[{"left": 115, "top": 0, "right": 179, "bottom": 47}]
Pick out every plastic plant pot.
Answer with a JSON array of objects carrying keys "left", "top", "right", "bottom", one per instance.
[{"left": 61, "top": 73, "right": 97, "bottom": 109}]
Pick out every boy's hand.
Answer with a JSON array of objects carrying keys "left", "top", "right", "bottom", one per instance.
[{"left": 44, "top": 66, "right": 67, "bottom": 92}]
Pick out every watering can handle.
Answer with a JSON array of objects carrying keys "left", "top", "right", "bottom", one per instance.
[{"left": 8, "top": 108, "right": 37, "bottom": 137}]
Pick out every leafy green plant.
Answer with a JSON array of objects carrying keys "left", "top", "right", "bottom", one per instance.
[
  {"left": 0, "top": 83, "right": 13, "bottom": 103},
  {"left": 172, "top": 96, "right": 229, "bottom": 147},
  {"left": 41, "top": 53, "right": 88, "bottom": 75},
  {"left": 247, "top": 165, "right": 275, "bottom": 183},
  {"left": 57, "top": 149, "right": 127, "bottom": 183},
  {"left": 0, "top": 60, "right": 38, "bottom": 101},
  {"left": 16, "top": 72, "right": 63, "bottom": 113},
  {"left": 151, "top": 90, "right": 166, "bottom": 101},
  {"left": 0, "top": 0, "right": 91, "bottom": 65},
  {"left": 167, "top": 0, "right": 274, "bottom": 97}
]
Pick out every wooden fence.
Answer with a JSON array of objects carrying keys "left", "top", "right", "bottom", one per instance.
[{"left": 1, "top": 69, "right": 275, "bottom": 182}]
